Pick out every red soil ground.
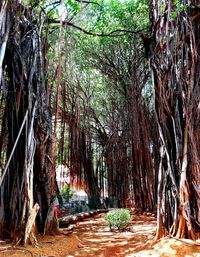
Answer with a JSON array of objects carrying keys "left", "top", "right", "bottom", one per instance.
[{"left": 0, "top": 210, "right": 200, "bottom": 257}]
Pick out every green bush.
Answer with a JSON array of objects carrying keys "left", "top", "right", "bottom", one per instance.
[
  {"left": 61, "top": 185, "right": 74, "bottom": 202},
  {"left": 105, "top": 209, "right": 131, "bottom": 231}
]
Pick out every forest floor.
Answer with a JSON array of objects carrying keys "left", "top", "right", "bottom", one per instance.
[{"left": 0, "top": 210, "right": 200, "bottom": 257}]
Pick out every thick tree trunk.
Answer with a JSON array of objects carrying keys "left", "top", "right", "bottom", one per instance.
[
  {"left": 81, "top": 130, "right": 102, "bottom": 209},
  {"left": 0, "top": 1, "right": 57, "bottom": 243},
  {"left": 150, "top": 1, "right": 200, "bottom": 239}
]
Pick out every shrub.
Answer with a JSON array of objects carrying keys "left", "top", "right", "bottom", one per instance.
[
  {"left": 61, "top": 185, "right": 74, "bottom": 202},
  {"left": 105, "top": 208, "right": 131, "bottom": 231}
]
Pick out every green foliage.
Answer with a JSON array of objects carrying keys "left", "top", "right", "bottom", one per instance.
[
  {"left": 45, "top": 0, "right": 151, "bottom": 169},
  {"left": 61, "top": 185, "right": 74, "bottom": 202},
  {"left": 65, "top": 0, "right": 81, "bottom": 15},
  {"left": 23, "top": 0, "right": 31, "bottom": 5},
  {"left": 161, "top": 0, "right": 186, "bottom": 20},
  {"left": 105, "top": 209, "right": 131, "bottom": 231}
]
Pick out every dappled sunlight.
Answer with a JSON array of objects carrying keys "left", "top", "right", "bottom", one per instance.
[
  {"left": 126, "top": 237, "right": 200, "bottom": 257},
  {"left": 21, "top": 211, "right": 200, "bottom": 256},
  {"left": 71, "top": 212, "right": 157, "bottom": 257},
  {"left": 68, "top": 212, "right": 200, "bottom": 257}
]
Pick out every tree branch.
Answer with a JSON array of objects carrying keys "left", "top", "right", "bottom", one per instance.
[
  {"left": 67, "top": 21, "right": 143, "bottom": 36},
  {"left": 48, "top": 19, "right": 143, "bottom": 37},
  {"left": 45, "top": 0, "right": 101, "bottom": 8},
  {"left": 76, "top": 0, "right": 101, "bottom": 6}
]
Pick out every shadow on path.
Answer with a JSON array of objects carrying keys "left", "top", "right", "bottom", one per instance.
[{"left": 71, "top": 211, "right": 157, "bottom": 257}]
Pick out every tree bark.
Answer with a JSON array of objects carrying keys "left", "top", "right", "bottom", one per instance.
[
  {"left": 150, "top": 1, "right": 200, "bottom": 239},
  {"left": 0, "top": 1, "right": 57, "bottom": 243}
]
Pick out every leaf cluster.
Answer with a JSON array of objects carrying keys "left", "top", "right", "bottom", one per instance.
[
  {"left": 105, "top": 208, "right": 131, "bottom": 231},
  {"left": 61, "top": 184, "right": 74, "bottom": 201}
]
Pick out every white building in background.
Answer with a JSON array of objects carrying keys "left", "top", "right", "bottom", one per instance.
[
  {"left": 56, "top": 164, "right": 88, "bottom": 203},
  {"left": 56, "top": 164, "right": 70, "bottom": 190},
  {"left": 71, "top": 190, "right": 88, "bottom": 202}
]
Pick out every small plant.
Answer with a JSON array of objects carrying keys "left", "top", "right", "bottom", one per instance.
[
  {"left": 61, "top": 184, "right": 74, "bottom": 202},
  {"left": 105, "top": 208, "right": 131, "bottom": 231}
]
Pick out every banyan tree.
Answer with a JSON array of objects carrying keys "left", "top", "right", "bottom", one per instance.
[
  {"left": 0, "top": 1, "right": 57, "bottom": 244},
  {"left": 150, "top": 0, "right": 200, "bottom": 239},
  {"left": 2, "top": 0, "right": 200, "bottom": 247}
]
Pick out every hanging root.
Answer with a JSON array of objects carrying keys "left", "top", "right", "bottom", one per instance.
[{"left": 24, "top": 203, "right": 40, "bottom": 246}]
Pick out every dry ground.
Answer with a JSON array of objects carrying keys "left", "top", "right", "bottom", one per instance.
[{"left": 0, "top": 211, "right": 200, "bottom": 257}]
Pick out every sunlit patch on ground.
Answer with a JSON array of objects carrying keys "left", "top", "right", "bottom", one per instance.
[
  {"left": 71, "top": 212, "right": 157, "bottom": 257},
  {"left": 70, "top": 212, "right": 200, "bottom": 257},
  {"left": 2, "top": 211, "right": 200, "bottom": 256}
]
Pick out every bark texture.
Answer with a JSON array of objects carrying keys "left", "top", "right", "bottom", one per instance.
[
  {"left": 0, "top": 1, "right": 57, "bottom": 243},
  {"left": 150, "top": 0, "right": 200, "bottom": 239}
]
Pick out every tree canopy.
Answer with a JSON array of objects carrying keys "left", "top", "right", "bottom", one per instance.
[{"left": 0, "top": 0, "right": 199, "bottom": 245}]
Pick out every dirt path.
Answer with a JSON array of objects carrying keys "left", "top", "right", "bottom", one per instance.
[
  {"left": 1, "top": 211, "right": 200, "bottom": 257},
  {"left": 70, "top": 211, "right": 157, "bottom": 257},
  {"left": 67, "top": 211, "right": 200, "bottom": 257}
]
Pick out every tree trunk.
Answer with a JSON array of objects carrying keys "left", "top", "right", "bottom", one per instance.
[
  {"left": 150, "top": 0, "right": 200, "bottom": 239},
  {"left": 0, "top": 1, "right": 57, "bottom": 243}
]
